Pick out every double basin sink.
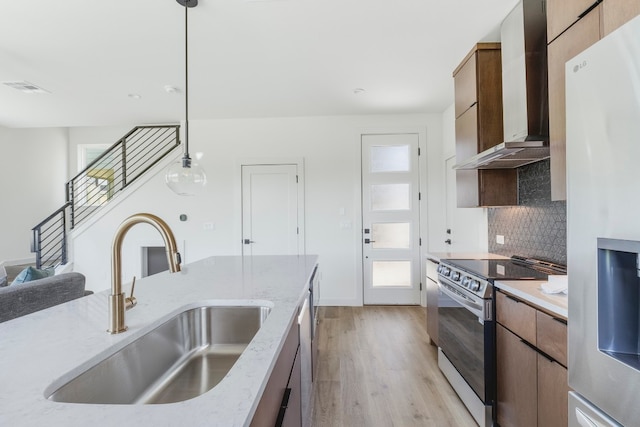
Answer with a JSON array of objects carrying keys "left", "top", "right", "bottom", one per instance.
[{"left": 46, "top": 304, "right": 271, "bottom": 405}]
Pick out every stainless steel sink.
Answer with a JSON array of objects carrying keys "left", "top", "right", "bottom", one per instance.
[{"left": 46, "top": 304, "right": 271, "bottom": 404}]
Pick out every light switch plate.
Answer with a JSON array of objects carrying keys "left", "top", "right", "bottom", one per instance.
[{"left": 496, "top": 235, "right": 505, "bottom": 244}]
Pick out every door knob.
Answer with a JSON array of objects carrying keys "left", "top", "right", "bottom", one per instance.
[{"left": 445, "top": 239, "right": 452, "bottom": 245}]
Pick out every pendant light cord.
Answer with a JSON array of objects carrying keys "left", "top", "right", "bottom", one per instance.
[{"left": 182, "top": 2, "right": 192, "bottom": 167}]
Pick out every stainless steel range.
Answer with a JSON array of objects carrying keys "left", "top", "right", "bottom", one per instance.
[{"left": 436, "top": 256, "right": 565, "bottom": 427}]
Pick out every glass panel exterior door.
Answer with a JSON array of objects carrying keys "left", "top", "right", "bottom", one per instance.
[{"left": 362, "top": 133, "right": 421, "bottom": 305}]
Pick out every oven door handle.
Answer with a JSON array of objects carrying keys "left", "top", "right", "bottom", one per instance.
[{"left": 438, "top": 281, "right": 486, "bottom": 320}]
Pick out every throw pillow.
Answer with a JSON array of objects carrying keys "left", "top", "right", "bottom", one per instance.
[
  {"left": 10, "top": 266, "right": 55, "bottom": 286},
  {"left": 0, "top": 266, "right": 7, "bottom": 287}
]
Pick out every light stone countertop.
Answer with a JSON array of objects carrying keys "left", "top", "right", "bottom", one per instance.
[
  {"left": 495, "top": 280, "right": 568, "bottom": 319},
  {"left": 0, "top": 255, "right": 318, "bottom": 427},
  {"left": 426, "top": 251, "right": 509, "bottom": 263}
]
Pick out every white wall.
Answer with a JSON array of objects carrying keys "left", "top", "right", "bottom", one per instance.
[
  {"left": 440, "top": 103, "right": 488, "bottom": 252},
  {"left": 70, "top": 114, "right": 444, "bottom": 305},
  {"left": 0, "top": 126, "right": 68, "bottom": 263}
]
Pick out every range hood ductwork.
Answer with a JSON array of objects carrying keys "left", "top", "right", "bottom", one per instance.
[{"left": 454, "top": 0, "right": 549, "bottom": 171}]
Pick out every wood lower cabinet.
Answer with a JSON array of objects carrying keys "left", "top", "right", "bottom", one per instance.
[
  {"left": 497, "top": 324, "right": 538, "bottom": 427},
  {"left": 426, "top": 258, "right": 439, "bottom": 346},
  {"left": 251, "top": 318, "right": 301, "bottom": 427},
  {"left": 537, "top": 353, "right": 569, "bottom": 427},
  {"left": 496, "top": 290, "right": 568, "bottom": 427},
  {"left": 548, "top": 4, "right": 601, "bottom": 201}
]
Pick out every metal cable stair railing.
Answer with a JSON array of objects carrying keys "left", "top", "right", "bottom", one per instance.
[{"left": 31, "top": 125, "right": 181, "bottom": 269}]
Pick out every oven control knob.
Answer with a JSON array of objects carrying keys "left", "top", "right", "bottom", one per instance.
[
  {"left": 470, "top": 280, "right": 481, "bottom": 291},
  {"left": 461, "top": 277, "right": 469, "bottom": 287},
  {"left": 451, "top": 271, "right": 460, "bottom": 281},
  {"left": 443, "top": 267, "right": 451, "bottom": 277}
]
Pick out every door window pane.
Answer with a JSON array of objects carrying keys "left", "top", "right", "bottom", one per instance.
[
  {"left": 371, "top": 184, "right": 410, "bottom": 211},
  {"left": 372, "top": 223, "right": 410, "bottom": 249},
  {"left": 370, "top": 145, "right": 410, "bottom": 172},
  {"left": 372, "top": 261, "right": 411, "bottom": 288}
]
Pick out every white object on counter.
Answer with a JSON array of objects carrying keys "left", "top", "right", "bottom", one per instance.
[{"left": 541, "top": 275, "right": 568, "bottom": 295}]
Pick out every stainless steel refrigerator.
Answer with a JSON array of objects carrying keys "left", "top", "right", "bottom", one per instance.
[{"left": 566, "top": 15, "right": 640, "bottom": 427}]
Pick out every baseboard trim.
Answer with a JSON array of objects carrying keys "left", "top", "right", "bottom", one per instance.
[
  {"left": 318, "top": 298, "right": 363, "bottom": 307},
  {"left": 0, "top": 256, "right": 35, "bottom": 268}
]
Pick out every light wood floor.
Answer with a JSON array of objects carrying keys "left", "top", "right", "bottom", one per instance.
[{"left": 311, "top": 306, "right": 476, "bottom": 427}]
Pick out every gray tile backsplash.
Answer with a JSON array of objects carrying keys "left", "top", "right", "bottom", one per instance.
[{"left": 487, "top": 159, "right": 567, "bottom": 265}]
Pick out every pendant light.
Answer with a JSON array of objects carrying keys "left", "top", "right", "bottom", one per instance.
[{"left": 165, "top": 0, "right": 207, "bottom": 196}]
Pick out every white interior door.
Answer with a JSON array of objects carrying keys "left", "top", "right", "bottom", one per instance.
[
  {"left": 242, "top": 164, "right": 300, "bottom": 256},
  {"left": 362, "top": 134, "right": 421, "bottom": 305}
]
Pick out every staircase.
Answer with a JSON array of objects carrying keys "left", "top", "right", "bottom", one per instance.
[{"left": 31, "top": 125, "right": 181, "bottom": 269}]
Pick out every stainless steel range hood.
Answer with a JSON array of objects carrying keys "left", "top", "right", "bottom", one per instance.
[
  {"left": 455, "top": 0, "right": 549, "bottom": 171},
  {"left": 454, "top": 139, "right": 549, "bottom": 169}
]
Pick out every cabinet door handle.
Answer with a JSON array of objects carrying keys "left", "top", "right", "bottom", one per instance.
[
  {"left": 364, "top": 238, "right": 375, "bottom": 244},
  {"left": 552, "top": 316, "right": 568, "bottom": 325},
  {"left": 505, "top": 294, "right": 521, "bottom": 303},
  {"left": 444, "top": 239, "right": 451, "bottom": 245},
  {"left": 275, "top": 388, "right": 292, "bottom": 427},
  {"left": 519, "top": 339, "right": 555, "bottom": 363}
]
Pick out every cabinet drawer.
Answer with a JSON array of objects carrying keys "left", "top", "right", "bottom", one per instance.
[
  {"left": 536, "top": 310, "right": 568, "bottom": 367},
  {"left": 496, "top": 291, "right": 536, "bottom": 345}
]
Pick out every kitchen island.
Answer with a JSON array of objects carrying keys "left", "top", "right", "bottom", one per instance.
[{"left": 0, "top": 255, "right": 318, "bottom": 427}]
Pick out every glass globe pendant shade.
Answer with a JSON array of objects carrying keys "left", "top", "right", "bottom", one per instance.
[{"left": 165, "top": 156, "right": 207, "bottom": 196}]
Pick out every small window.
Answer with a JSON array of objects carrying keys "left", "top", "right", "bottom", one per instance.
[{"left": 76, "top": 144, "right": 112, "bottom": 206}]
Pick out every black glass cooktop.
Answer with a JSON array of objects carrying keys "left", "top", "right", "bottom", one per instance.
[{"left": 443, "top": 259, "right": 551, "bottom": 281}]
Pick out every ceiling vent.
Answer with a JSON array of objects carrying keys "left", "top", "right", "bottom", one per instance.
[{"left": 2, "top": 81, "right": 50, "bottom": 94}]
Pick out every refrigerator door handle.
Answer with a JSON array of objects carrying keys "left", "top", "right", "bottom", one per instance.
[{"left": 576, "top": 408, "right": 600, "bottom": 427}]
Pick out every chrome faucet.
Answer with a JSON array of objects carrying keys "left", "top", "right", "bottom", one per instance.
[{"left": 108, "top": 213, "right": 181, "bottom": 334}]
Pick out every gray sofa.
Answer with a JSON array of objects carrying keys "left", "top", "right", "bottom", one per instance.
[{"left": 0, "top": 272, "right": 87, "bottom": 323}]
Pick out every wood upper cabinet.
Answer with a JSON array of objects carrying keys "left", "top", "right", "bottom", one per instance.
[
  {"left": 453, "top": 43, "right": 517, "bottom": 207},
  {"left": 548, "top": 4, "right": 601, "bottom": 201},
  {"left": 602, "top": 0, "right": 640, "bottom": 36},
  {"left": 496, "top": 290, "right": 568, "bottom": 427},
  {"left": 547, "top": 0, "right": 639, "bottom": 200},
  {"left": 454, "top": 53, "right": 477, "bottom": 119},
  {"left": 546, "top": 0, "right": 599, "bottom": 42}
]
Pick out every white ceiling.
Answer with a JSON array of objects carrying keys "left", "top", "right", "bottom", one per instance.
[{"left": 0, "top": 0, "right": 519, "bottom": 128}]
